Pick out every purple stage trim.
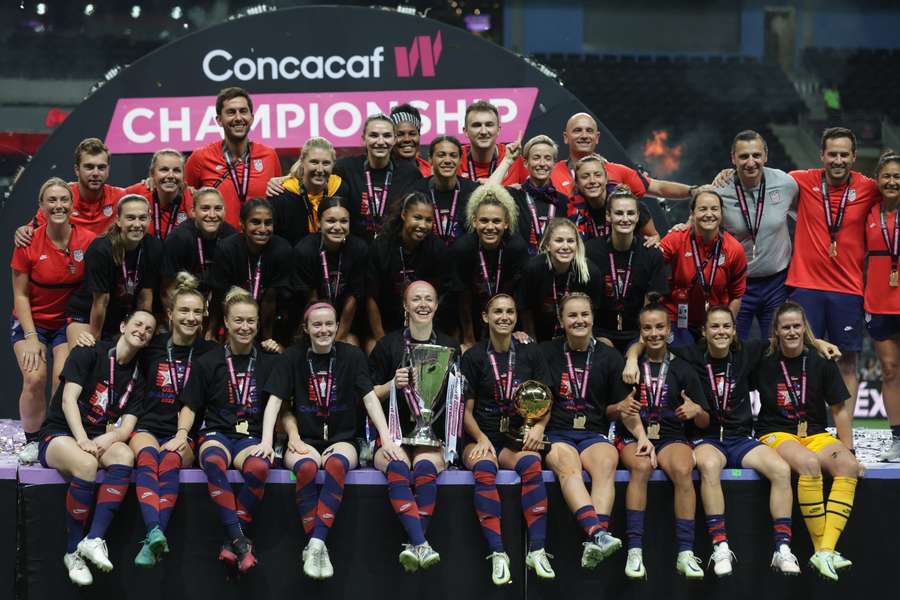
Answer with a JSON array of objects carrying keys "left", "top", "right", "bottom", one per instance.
[{"left": 0, "top": 458, "right": 17, "bottom": 480}]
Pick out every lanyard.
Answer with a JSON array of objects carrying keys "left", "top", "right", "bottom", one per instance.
[
  {"left": 820, "top": 172, "right": 852, "bottom": 254},
  {"left": 478, "top": 245, "right": 503, "bottom": 296},
  {"left": 398, "top": 245, "right": 417, "bottom": 287},
  {"left": 607, "top": 246, "right": 634, "bottom": 307},
  {"left": 704, "top": 355, "right": 732, "bottom": 421},
  {"left": 564, "top": 339, "right": 594, "bottom": 404},
  {"left": 641, "top": 354, "right": 670, "bottom": 413},
  {"left": 880, "top": 205, "right": 900, "bottom": 274},
  {"left": 247, "top": 253, "right": 263, "bottom": 301},
  {"left": 152, "top": 192, "right": 181, "bottom": 241},
  {"left": 108, "top": 349, "right": 139, "bottom": 410},
  {"left": 300, "top": 183, "right": 319, "bottom": 232},
  {"left": 319, "top": 247, "right": 343, "bottom": 303},
  {"left": 429, "top": 181, "right": 460, "bottom": 242},
  {"left": 223, "top": 143, "right": 252, "bottom": 205},
  {"left": 307, "top": 349, "right": 336, "bottom": 415},
  {"left": 166, "top": 338, "right": 194, "bottom": 396},
  {"left": 689, "top": 233, "right": 722, "bottom": 300},
  {"left": 226, "top": 346, "right": 257, "bottom": 407},
  {"left": 196, "top": 236, "right": 207, "bottom": 273},
  {"left": 467, "top": 148, "right": 497, "bottom": 181},
  {"left": 734, "top": 174, "right": 765, "bottom": 250},
  {"left": 584, "top": 201, "right": 608, "bottom": 239},
  {"left": 121, "top": 247, "right": 143, "bottom": 297},
  {"left": 779, "top": 354, "right": 807, "bottom": 419},
  {"left": 364, "top": 162, "right": 393, "bottom": 219},
  {"left": 526, "top": 193, "right": 555, "bottom": 240},
  {"left": 488, "top": 340, "right": 516, "bottom": 409}
]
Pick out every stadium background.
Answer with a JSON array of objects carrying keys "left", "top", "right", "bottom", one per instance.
[{"left": 0, "top": 0, "right": 896, "bottom": 426}]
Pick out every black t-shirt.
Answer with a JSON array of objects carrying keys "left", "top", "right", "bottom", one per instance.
[
  {"left": 136, "top": 334, "right": 220, "bottom": 438},
  {"left": 207, "top": 233, "right": 293, "bottom": 299},
  {"left": 540, "top": 339, "right": 629, "bottom": 433},
  {"left": 618, "top": 354, "right": 708, "bottom": 441},
  {"left": 42, "top": 341, "right": 146, "bottom": 438},
  {"left": 450, "top": 232, "right": 529, "bottom": 338},
  {"left": 162, "top": 219, "right": 237, "bottom": 291},
  {"left": 181, "top": 345, "right": 279, "bottom": 439},
  {"left": 269, "top": 181, "right": 352, "bottom": 247},
  {"left": 263, "top": 342, "right": 373, "bottom": 448},
  {"left": 461, "top": 339, "right": 549, "bottom": 441},
  {"left": 674, "top": 339, "right": 767, "bottom": 439},
  {"left": 67, "top": 235, "right": 163, "bottom": 338},
  {"left": 585, "top": 236, "right": 669, "bottom": 339},
  {"left": 334, "top": 155, "right": 422, "bottom": 241},
  {"left": 294, "top": 233, "right": 368, "bottom": 314},
  {"left": 517, "top": 256, "right": 604, "bottom": 343},
  {"left": 366, "top": 235, "right": 448, "bottom": 333},
  {"left": 753, "top": 348, "right": 849, "bottom": 438},
  {"left": 410, "top": 177, "right": 478, "bottom": 246},
  {"left": 369, "top": 329, "right": 460, "bottom": 437},
  {"left": 508, "top": 187, "right": 570, "bottom": 254}
]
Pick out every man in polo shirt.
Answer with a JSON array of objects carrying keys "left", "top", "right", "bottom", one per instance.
[
  {"left": 15, "top": 138, "right": 126, "bottom": 246},
  {"left": 552, "top": 112, "right": 695, "bottom": 200},
  {"left": 184, "top": 86, "right": 281, "bottom": 229}
]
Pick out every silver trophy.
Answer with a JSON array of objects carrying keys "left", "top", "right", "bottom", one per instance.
[{"left": 401, "top": 344, "right": 456, "bottom": 447}]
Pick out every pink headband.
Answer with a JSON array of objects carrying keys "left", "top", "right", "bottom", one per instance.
[{"left": 303, "top": 302, "right": 336, "bottom": 321}]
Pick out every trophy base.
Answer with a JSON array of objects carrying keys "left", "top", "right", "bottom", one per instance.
[
  {"left": 504, "top": 432, "right": 549, "bottom": 452},
  {"left": 401, "top": 435, "right": 442, "bottom": 448}
]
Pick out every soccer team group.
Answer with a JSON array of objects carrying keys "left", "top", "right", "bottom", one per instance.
[{"left": 11, "top": 85, "right": 900, "bottom": 587}]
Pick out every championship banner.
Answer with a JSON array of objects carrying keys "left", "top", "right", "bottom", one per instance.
[{"left": 0, "top": 6, "right": 634, "bottom": 415}]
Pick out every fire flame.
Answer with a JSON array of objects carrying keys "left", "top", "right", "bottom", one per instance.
[{"left": 642, "top": 130, "right": 683, "bottom": 177}]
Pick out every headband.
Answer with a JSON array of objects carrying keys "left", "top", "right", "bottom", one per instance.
[
  {"left": 303, "top": 302, "right": 336, "bottom": 321},
  {"left": 390, "top": 111, "right": 421, "bottom": 131}
]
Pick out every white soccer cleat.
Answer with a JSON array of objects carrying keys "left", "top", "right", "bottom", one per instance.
[
  {"left": 624, "top": 548, "right": 647, "bottom": 580},
  {"left": 487, "top": 551, "right": 512, "bottom": 585},
  {"left": 77, "top": 537, "right": 113, "bottom": 572},
  {"left": 18, "top": 441, "right": 39, "bottom": 465},
  {"left": 770, "top": 544, "right": 800, "bottom": 575},
  {"left": 709, "top": 541, "right": 735, "bottom": 577},
  {"left": 676, "top": 550, "right": 704, "bottom": 580},
  {"left": 63, "top": 552, "right": 93, "bottom": 586},
  {"left": 525, "top": 548, "right": 556, "bottom": 579}
]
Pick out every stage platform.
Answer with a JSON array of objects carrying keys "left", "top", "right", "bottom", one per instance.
[{"left": 14, "top": 463, "right": 900, "bottom": 600}]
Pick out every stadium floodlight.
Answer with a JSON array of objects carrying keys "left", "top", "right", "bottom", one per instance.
[
  {"left": 36, "top": 3, "right": 46, "bottom": 15},
  {"left": 84, "top": 3, "right": 94, "bottom": 16},
  {"left": 131, "top": 5, "right": 141, "bottom": 19},
  {"left": 170, "top": 6, "right": 182, "bottom": 19}
]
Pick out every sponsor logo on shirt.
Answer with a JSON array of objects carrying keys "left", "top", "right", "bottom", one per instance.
[
  {"left": 849, "top": 189, "right": 857, "bottom": 202},
  {"left": 103, "top": 206, "right": 113, "bottom": 217},
  {"left": 39, "top": 255, "right": 48, "bottom": 261},
  {"left": 769, "top": 190, "right": 781, "bottom": 204},
  {"left": 253, "top": 159, "right": 264, "bottom": 173},
  {"left": 73, "top": 249, "right": 84, "bottom": 262}
]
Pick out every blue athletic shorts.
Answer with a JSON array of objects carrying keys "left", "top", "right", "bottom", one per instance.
[
  {"left": 790, "top": 288, "right": 863, "bottom": 352},
  {"left": 865, "top": 312, "right": 900, "bottom": 342},
  {"left": 616, "top": 433, "right": 688, "bottom": 456},
  {"left": 10, "top": 315, "right": 67, "bottom": 348},
  {"left": 37, "top": 431, "right": 71, "bottom": 469},
  {"left": 690, "top": 435, "right": 763, "bottom": 468},
  {"left": 197, "top": 431, "right": 265, "bottom": 462},
  {"left": 547, "top": 429, "right": 612, "bottom": 454}
]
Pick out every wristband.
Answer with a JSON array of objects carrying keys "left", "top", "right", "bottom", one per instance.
[{"left": 23, "top": 331, "right": 37, "bottom": 338}]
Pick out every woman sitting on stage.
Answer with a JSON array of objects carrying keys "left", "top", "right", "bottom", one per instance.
[
  {"left": 263, "top": 302, "right": 399, "bottom": 580},
  {"left": 461, "top": 293, "right": 554, "bottom": 584},
  {"left": 38, "top": 310, "right": 156, "bottom": 586},
  {"left": 12, "top": 177, "right": 96, "bottom": 464},
  {"left": 369, "top": 280, "right": 461, "bottom": 572},
  {"left": 541, "top": 293, "right": 637, "bottom": 571},
  {"left": 616, "top": 301, "right": 708, "bottom": 581},
  {"left": 129, "top": 273, "right": 218, "bottom": 567},
  {"left": 179, "top": 287, "right": 281, "bottom": 573},
  {"left": 754, "top": 301, "right": 860, "bottom": 582}
]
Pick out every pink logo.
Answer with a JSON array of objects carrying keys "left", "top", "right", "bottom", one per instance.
[{"left": 394, "top": 31, "right": 442, "bottom": 78}]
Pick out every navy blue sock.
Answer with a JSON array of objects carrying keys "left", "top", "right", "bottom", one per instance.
[
  {"left": 675, "top": 518, "right": 694, "bottom": 552},
  {"left": 892, "top": 424, "right": 900, "bottom": 440}
]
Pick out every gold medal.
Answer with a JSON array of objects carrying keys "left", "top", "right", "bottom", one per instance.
[
  {"left": 829, "top": 241, "right": 838, "bottom": 257},
  {"left": 323, "top": 423, "right": 329, "bottom": 441},
  {"left": 499, "top": 415, "right": 510, "bottom": 433},
  {"left": 704, "top": 300, "right": 710, "bottom": 313},
  {"left": 573, "top": 414, "right": 587, "bottom": 430},
  {"left": 751, "top": 243, "right": 757, "bottom": 261},
  {"left": 891, "top": 271, "right": 898, "bottom": 287},
  {"left": 797, "top": 420, "right": 808, "bottom": 438},
  {"left": 719, "top": 425, "right": 724, "bottom": 442},
  {"left": 647, "top": 421, "right": 660, "bottom": 440},
  {"left": 617, "top": 312, "right": 623, "bottom": 331},
  {"left": 235, "top": 420, "right": 249, "bottom": 434}
]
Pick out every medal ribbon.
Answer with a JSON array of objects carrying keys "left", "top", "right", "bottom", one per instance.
[
  {"left": 478, "top": 245, "right": 503, "bottom": 296},
  {"left": 467, "top": 149, "right": 497, "bottom": 181},
  {"left": 564, "top": 339, "right": 594, "bottom": 405},
  {"left": 226, "top": 347, "right": 257, "bottom": 407},
  {"left": 223, "top": 144, "right": 251, "bottom": 205},
  {"left": 526, "top": 193, "right": 555, "bottom": 241},
  {"left": 689, "top": 233, "right": 722, "bottom": 301},
  {"left": 879, "top": 205, "right": 900, "bottom": 274},
  {"left": 108, "top": 350, "right": 140, "bottom": 410},
  {"left": 488, "top": 340, "right": 516, "bottom": 412},
  {"left": 121, "top": 247, "right": 143, "bottom": 298},
  {"left": 642, "top": 354, "right": 670, "bottom": 420},
  {"left": 607, "top": 247, "right": 634, "bottom": 308},
  {"left": 247, "top": 254, "right": 263, "bottom": 301},
  {"left": 430, "top": 182, "right": 460, "bottom": 242},
  {"left": 704, "top": 357, "right": 732, "bottom": 424},
  {"left": 820, "top": 172, "right": 852, "bottom": 248},
  {"left": 779, "top": 354, "right": 807, "bottom": 420},
  {"left": 166, "top": 340, "right": 194, "bottom": 396},
  {"left": 364, "top": 163, "right": 393, "bottom": 219},
  {"left": 307, "top": 349, "right": 336, "bottom": 416},
  {"left": 734, "top": 174, "right": 766, "bottom": 246},
  {"left": 320, "top": 249, "right": 343, "bottom": 303}
]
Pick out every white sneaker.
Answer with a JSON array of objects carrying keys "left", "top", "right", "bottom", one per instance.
[
  {"left": 302, "top": 539, "right": 323, "bottom": 579},
  {"left": 487, "top": 551, "right": 512, "bottom": 585},
  {"left": 594, "top": 531, "right": 623, "bottom": 559},
  {"left": 879, "top": 438, "right": 900, "bottom": 462},
  {"left": 709, "top": 541, "right": 735, "bottom": 577},
  {"left": 770, "top": 544, "right": 800, "bottom": 575},
  {"left": 317, "top": 544, "right": 334, "bottom": 579},
  {"left": 525, "top": 548, "right": 555, "bottom": 579},
  {"left": 624, "top": 548, "right": 647, "bottom": 580},
  {"left": 18, "top": 441, "right": 39, "bottom": 465},
  {"left": 77, "top": 537, "right": 113, "bottom": 572},
  {"left": 676, "top": 550, "right": 704, "bottom": 580},
  {"left": 63, "top": 552, "right": 93, "bottom": 586}
]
